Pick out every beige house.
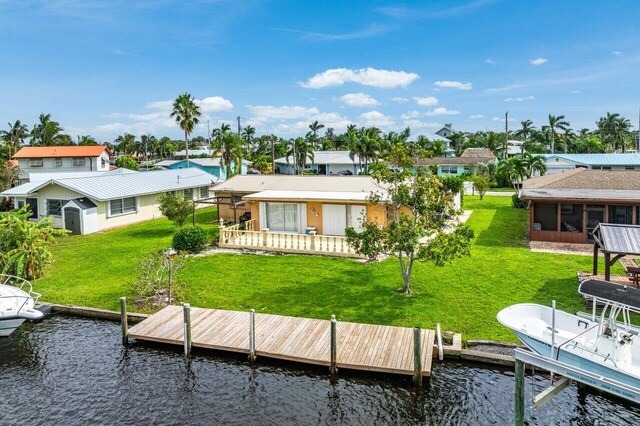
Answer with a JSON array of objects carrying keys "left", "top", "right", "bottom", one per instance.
[{"left": 1, "top": 168, "right": 217, "bottom": 234}]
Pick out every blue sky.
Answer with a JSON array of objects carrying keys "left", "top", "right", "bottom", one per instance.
[{"left": 1, "top": 0, "right": 639, "bottom": 140}]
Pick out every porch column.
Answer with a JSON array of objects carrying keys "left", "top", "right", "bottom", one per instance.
[
  {"left": 556, "top": 203, "right": 561, "bottom": 232},
  {"left": 604, "top": 252, "right": 611, "bottom": 281},
  {"left": 593, "top": 244, "right": 598, "bottom": 275}
]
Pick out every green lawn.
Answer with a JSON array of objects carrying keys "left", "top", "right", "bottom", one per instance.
[
  {"left": 37, "top": 196, "right": 609, "bottom": 342},
  {"left": 488, "top": 187, "right": 517, "bottom": 192}
]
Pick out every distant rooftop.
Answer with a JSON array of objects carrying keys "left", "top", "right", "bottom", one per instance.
[
  {"left": 544, "top": 153, "right": 640, "bottom": 166},
  {"left": 13, "top": 145, "right": 111, "bottom": 159},
  {"left": 213, "top": 174, "right": 382, "bottom": 194},
  {"left": 274, "top": 150, "right": 361, "bottom": 165}
]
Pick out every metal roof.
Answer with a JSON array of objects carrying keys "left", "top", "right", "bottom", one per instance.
[
  {"left": 544, "top": 153, "right": 640, "bottom": 166},
  {"left": 274, "top": 151, "right": 361, "bottom": 166},
  {"left": 1, "top": 168, "right": 217, "bottom": 201},
  {"left": 213, "top": 175, "right": 384, "bottom": 194},
  {"left": 157, "top": 158, "right": 251, "bottom": 167},
  {"left": 28, "top": 168, "right": 136, "bottom": 182},
  {"left": 243, "top": 190, "right": 372, "bottom": 202},
  {"left": 593, "top": 223, "right": 640, "bottom": 255},
  {"left": 519, "top": 188, "right": 640, "bottom": 201}
]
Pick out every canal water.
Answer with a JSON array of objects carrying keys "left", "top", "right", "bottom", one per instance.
[{"left": 1, "top": 315, "right": 640, "bottom": 425}]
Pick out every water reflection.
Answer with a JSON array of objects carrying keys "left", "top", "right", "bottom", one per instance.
[{"left": 1, "top": 315, "right": 640, "bottom": 425}]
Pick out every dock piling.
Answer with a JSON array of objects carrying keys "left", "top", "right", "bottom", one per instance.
[
  {"left": 120, "top": 297, "right": 128, "bottom": 346},
  {"left": 413, "top": 327, "right": 423, "bottom": 386},
  {"left": 330, "top": 314, "right": 337, "bottom": 376},
  {"left": 183, "top": 303, "right": 192, "bottom": 356},
  {"left": 515, "top": 358, "right": 525, "bottom": 426},
  {"left": 249, "top": 309, "right": 256, "bottom": 362}
]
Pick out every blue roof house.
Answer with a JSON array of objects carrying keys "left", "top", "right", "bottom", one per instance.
[{"left": 155, "top": 158, "right": 251, "bottom": 180}]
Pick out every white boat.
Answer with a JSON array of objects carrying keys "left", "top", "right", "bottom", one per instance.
[
  {"left": 497, "top": 279, "right": 640, "bottom": 392},
  {"left": 0, "top": 275, "right": 44, "bottom": 337}
]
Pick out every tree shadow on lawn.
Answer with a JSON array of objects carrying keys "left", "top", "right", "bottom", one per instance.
[
  {"left": 530, "top": 277, "right": 585, "bottom": 313},
  {"left": 470, "top": 204, "right": 528, "bottom": 248},
  {"left": 117, "top": 226, "right": 175, "bottom": 240}
]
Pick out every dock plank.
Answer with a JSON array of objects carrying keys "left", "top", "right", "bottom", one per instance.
[{"left": 129, "top": 306, "right": 434, "bottom": 377}]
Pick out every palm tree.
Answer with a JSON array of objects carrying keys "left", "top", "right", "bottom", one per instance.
[
  {"left": 359, "top": 127, "right": 381, "bottom": 172},
  {"left": 212, "top": 130, "right": 244, "bottom": 178},
  {"left": 339, "top": 128, "right": 362, "bottom": 170},
  {"left": 515, "top": 120, "right": 535, "bottom": 141},
  {"left": 114, "top": 133, "right": 136, "bottom": 156},
  {"left": 170, "top": 93, "right": 201, "bottom": 168},
  {"left": 78, "top": 135, "right": 98, "bottom": 146},
  {"left": 597, "top": 112, "right": 631, "bottom": 152},
  {"left": 496, "top": 157, "right": 526, "bottom": 190},
  {"left": 241, "top": 125, "right": 256, "bottom": 158},
  {"left": 520, "top": 152, "right": 546, "bottom": 178},
  {"left": 0, "top": 120, "right": 29, "bottom": 155},
  {"left": 30, "top": 114, "right": 67, "bottom": 146},
  {"left": 544, "top": 114, "right": 570, "bottom": 154},
  {"left": 286, "top": 137, "right": 315, "bottom": 174}
]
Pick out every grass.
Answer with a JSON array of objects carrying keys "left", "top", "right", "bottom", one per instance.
[
  {"left": 36, "top": 196, "right": 611, "bottom": 342},
  {"left": 488, "top": 187, "right": 517, "bottom": 192}
]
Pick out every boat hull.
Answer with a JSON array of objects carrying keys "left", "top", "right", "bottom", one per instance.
[
  {"left": 0, "top": 317, "right": 26, "bottom": 337},
  {"left": 516, "top": 331, "right": 640, "bottom": 390}
]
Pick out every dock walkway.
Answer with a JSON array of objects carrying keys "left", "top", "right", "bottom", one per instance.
[{"left": 128, "top": 305, "right": 434, "bottom": 377}]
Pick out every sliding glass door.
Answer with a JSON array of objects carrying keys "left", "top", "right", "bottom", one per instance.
[{"left": 266, "top": 203, "right": 299, "bottom": 232}]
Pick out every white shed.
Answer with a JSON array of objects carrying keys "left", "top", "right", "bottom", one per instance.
[{"left": 61, "top": 198, "right": 98, "bottom": 235}]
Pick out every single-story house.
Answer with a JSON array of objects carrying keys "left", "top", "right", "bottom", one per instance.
[
  {"left": 539, "top": 153, "right": 640, "bottom": 175},
  {"left": 154, "top": 158, "right": 250, "bottom": 180},
  {"left": 0, "top": 168, "right": 217, "bottom": 235},
  {"left": 507, "top": 140, "right": 525, "bottom": 157},
  {"left": 519, "top": 168, "right": 640, "bottom": 243},
  {"left": 212, "top": 175, "right": 390, "bottom": 235},
  {"left": 415, "top": 148, "right": 497, "bottom": 176},
  {"left": 12, "top": 145, "right": 112, "bottom": 183},
  {"left": 173, "top": 148, "right": 214, "bottom": 159},
  {"left": 274, "top": 151, "right": 364, "bottom": 175}
]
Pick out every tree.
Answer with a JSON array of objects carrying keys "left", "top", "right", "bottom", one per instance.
[
  {"left": 114, "top": 133, "right": 137, "bottom": 156},
  {"left": 345, "top": 144, "right": 473, "bottom": 295},
  {"left": 286, "top": 137, "right": 314, "bottom": 174},
  {"left": 158, "top": 192, "right": 194, "bottom": 227},
  {"left": 0, "top": 208, "right": 67, "bottom": 279},
  {"left": 496, "top": 157, "right": 525, "bottom": 190},
  {"left": 30, "top": 114, "right": 70, "bottom": 146},
  {"left": 515, "top": 120, "right": 535, "bottom": 141},
  {"left": 78, "top": 135, "right": 98, "bottom": 146},
  {"left": 115, "top": 155, "right": 140, "bottom": 171},
  {"left": 597, "top": 112, "right": 631, "bottom": 152},
  {"left": 520, "top": 152, "right": 547, "bottom": 178},
  {"left": 545, "top": 114, "right": 570, "bottom": 154},
  {"left": 212, "top": 130, "right": 244, "bottom": 178},
  {"left": 0, "top": 120, "right": 29, "bottom": 156},
  {"left": 471, "top": 173, "right": 492, "bottom": 200},
  {"left": 171, "top": 93, "right": 201, "bottom": 168},
  {"left": 133, "top": 249, "right": 188, "bottom": 307}
]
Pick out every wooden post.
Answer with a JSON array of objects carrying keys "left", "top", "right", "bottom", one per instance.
[
  {"left": 593, "top": 244, "right": 598, "bottom": 275},
  {"left": 605, "top": 252, "right": 611, "bottom": 281},
  {"left": 183, "top": 303, "right": 192, "bottom": 356},
  {"left": 120, "top": 297, "right": 128, "bottom": 346},
  {"left": 330, "top": 314, "right": 337, "bottom": 376},
  {"left": 249, "top": 309, "right": 256, "bottom": 362},
  {"left": 413, "top": 327, "right": 423, "bottom": 386},
  {"left": 515, "top": 358, "right": 525, "bottom": 426}
]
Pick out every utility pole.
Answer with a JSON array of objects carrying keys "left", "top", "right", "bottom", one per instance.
[
  {"left": 271, "top": 137, "right": 275, "bottom": 174},
  {"left": 237, "top": 116, "right": 241, "bottom": 135},
  {"left": 207, "top": 120, "right": 211, "bottom": 149},
  {"left": 505, "top": 111, "right": 509, "bottom": 159}
]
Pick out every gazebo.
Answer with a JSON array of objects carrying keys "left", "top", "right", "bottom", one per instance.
[{"left": 592, "top": 223, "right": 640, "bottom": 281}]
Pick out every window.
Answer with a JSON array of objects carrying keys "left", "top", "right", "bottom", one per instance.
[
  {"left": 533, "top": 202, "right": 558, "bottom": 231},
  {"left": 440, "top": 165, "right": 458, "bottom": 174},
  {"left": 183, "top": 189, "right": 193, "bottom": 200},
  {"left": 73, "top": 158, "right": 86, "bottom": 167},
  {"left": 46, "top": 199, "right": 67, "bottom": 217},
  {"left": 266, "top": 203, "right": 298, "bottom": 232},
  {"left": 17, "top": 200, "right": 25, "bottom": 209},
  {"left": 609, "top": 205, "right": 632, "bottom": 225},
  {"left": 101, "top": 158, "right": 107, "bottom": 168},
  {"left": 54, "top": 159, "right": 63, "bottom": 167},
  {"left": 110, "top": 197, "right": 137, "bottom": 216},
  {"left": 199, "top": 186, "right": 209, "bottom": 199},
  {"left": 560, "top": 203, "right": 583, "bottom": 232},
  {"left": 29, "top": 159, "right": 43, "bottom": 167}
]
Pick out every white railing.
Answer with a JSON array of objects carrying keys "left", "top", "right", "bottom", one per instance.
[{"left": 218, "top": 226, "right": 363, "bottom": 258}]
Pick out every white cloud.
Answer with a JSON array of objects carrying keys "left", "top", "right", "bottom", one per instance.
[
  {"left": 402, "top": 119, "right": 442, "bottom": 130},
  {"left": 492, "top": 116, "right": 516, "bottom": 122},
  {"left": 413, "top": 96, "right": 439, "bottom": 106},
  {"left": 246, "top": 105, "right": 320, "bottom": 122},
  {"left": 145, "top": 96, "right": 234, "bottom": 113},
  {"left": 145, "top": 100, "right": 173, "bottom": 110},
  {"left": 299, "top": 67, "right": 419, "bottom": 89},
  {"left": 529, "top": 58, "right": 548, "bottom": 65},
  {"left": 358, "top": 110, "right": 395, "bottom": 127},
  {"left": 485, "top": 58, "right": 496, "bottom": 65},
  {"left": 401, "top": 110, "right": 422, "bottom": 119},
  {"left": 469, "top": 114, "right": 484, "bottom": 119},
  {"left": 425, "top": 107, "right": 459, "bottom": 116},
  {"left": 612, "top": 51, "right": 622, "bottom": 55},
  {"left": 339, "top": 92, "right": 380, "bottom": 107},
  {"left": 434, "top": 80, "right": 473, "bottom": 90},
  {"left": 504, "top": 95, "right": 535, "bottom": 102},
  {"left": 392, "top": 96, "right": 409, "bottom": 103}
]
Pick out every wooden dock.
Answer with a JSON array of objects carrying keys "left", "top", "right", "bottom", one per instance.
[{"left": 128, "top": 305, "right": 434, "bottom": 378}]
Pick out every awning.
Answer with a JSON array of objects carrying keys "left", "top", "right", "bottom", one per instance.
[{"left": 579, "top": 279, "right": 640, "bottom": 310}]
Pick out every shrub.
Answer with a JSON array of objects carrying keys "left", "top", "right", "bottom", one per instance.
[
  {"left": 512, "top": 193, "right": 527, "bottom": 209},
  {"left": 132, "top": 249, "right": 188, "bottom": 307},
  {"left": 439, "top": 175, "right": 465, "bottom": 209},
  {"left": 158, "top": 192, "right": 194, "bottom": 227},
  {"left": 172, "top": 225, "right": 208, "bottom": 253},
  {"left": 114, "top": 155, "right": 140, "bottom": 171}
]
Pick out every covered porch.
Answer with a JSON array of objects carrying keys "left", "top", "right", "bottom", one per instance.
[{"left": 591, "top": 223, "right": 640, "bottom": 283}]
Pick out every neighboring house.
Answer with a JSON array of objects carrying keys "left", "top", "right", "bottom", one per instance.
[
  {"left": 415, "top": 148, "right": 497, "bottom": 176},
  {"left": 173, "top": 148, "right": 214, "bottom": 159},
  {"left": 519, "top": 168, "right": 640, "bottom": 243},
  {"left": 507, "top": 140, "right": 525, "bottom": 157},
  {"left": 0, "top": 168, "right": 217, "bottom": 235},
  {"left": 417, "top": 133, "right": 455, "bottom": 157},
  {"left": 212, "top": 175, "right": 388, "bottom": 235},
  {"left": 539, "top": 153, "right": 640, "bottom": 175},
  {"left": 274, "top": 151, "right": 364, "bottom": 175},
  {"left": 155, "top": 158, "right": 250, "bottom": 180},
  {"left": 435, "top": 123, "right": 456, "bottom": 139},
  {"left": 12, "top": 146, "right": 112, "bottom": 183}
]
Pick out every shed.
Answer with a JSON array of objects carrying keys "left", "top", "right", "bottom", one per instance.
[
  {"left": 592, "top": 223, "right": 640, "bottom": 280},
  {"left": 62, "top": 198, "right": 98, "bottom": 235}
]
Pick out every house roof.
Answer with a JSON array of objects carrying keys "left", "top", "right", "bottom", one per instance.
[
  {"left": 274, "top": 150, "right": 360, "bottom": 166},
  {"left": 174, "top": 148, "right": 214, "bottom": 157},
  {"left": 520, "top": 168, "right": 640, "bottom": 201},
  {"left": 213, "top": 175, "right": 383, "bottom": 194},
  {"left": 460, "top": 148, "right": 496, "bottom": 158},
  {"left": 12, "top": 145, "right": 111, "bottom": 159},
  {"left": 243, "top": 190, "right": 371, "bottom": 202},
  {"left": 67, "top": 197, "right": 97, "bottom": 210},
  {"left": 543, "top": 153, "right": 640, "bottom": 166},
  {"left": 157, "top": 157, "right": 251, "bottom": 167},
  {"left": 417, "top": 133, "right": 449, "bottom": 142},
  {"left": 28, "top": 168, "right": 136, "bottom": 182},
  {"left": 1, "top": 168, "right": 217, "bottom": 201},
  {"left": 415, "top": 148, "right": 496, "bottom": 166},
  {"left": 593, "top": 223, "right": 640, "bottom": 255}
]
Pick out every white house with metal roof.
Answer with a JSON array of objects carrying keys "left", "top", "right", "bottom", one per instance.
[
  {"left": 274, "top": 151, "right": 364, "bottom": 175},
  {"left": 0, "top": 168, "right": 217, "bottom": 234},
  {"left": 541, "top": 153, "right": 640, "bottom": 175}
]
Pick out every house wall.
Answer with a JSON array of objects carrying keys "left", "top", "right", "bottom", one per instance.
[
  {"left": 275, "top": 163, "right": 360, "bottom": 175},
  {"left": 306, "top": 201, "right": 323, "bottom": 233},
  {"left": 216, "top": 191, "right": 251, "bottom": 222},
  {"left": 18, "top": 154, "right": 109, "bottom": 180},
  {"left": 166, "top": 160, "right": 248, "bottom": 180}
]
